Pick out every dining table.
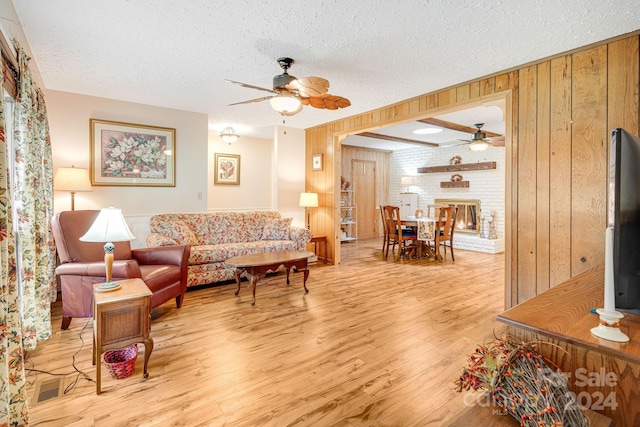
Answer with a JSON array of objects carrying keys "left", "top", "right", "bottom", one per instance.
[{"left": 400, "top": 216, "right": 441, "bottom": 259}]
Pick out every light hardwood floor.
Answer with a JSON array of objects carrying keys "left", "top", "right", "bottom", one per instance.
[{"left": 27, "top": 238, "right": 506, "bottom": 426}]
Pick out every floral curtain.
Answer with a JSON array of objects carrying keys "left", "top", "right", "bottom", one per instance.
[
  {"left": 13, "top": 43, "right": 56, "bottom": 351},
  {"left": 0, "top": 58, "right": 29, "bottom": 426}
]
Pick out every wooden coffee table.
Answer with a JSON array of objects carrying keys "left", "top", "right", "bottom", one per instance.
[{"left": 226, "top": 250, "right": 314, "bottom": 305}]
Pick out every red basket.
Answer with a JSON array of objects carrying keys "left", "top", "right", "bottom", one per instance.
[{"left": 103, "top": 345, "right": 137, "bottom": 379}]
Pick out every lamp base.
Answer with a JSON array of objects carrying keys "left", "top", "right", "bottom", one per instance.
[
  {"left": 590, "top": 309, "right": 629, "bottom": 342},
  {"left": 96, "top": 281, "right": 121, "bottom": 292}
]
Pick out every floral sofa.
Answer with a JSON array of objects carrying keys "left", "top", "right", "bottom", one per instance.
[{"left": 146, "top": 211, "right": 312, "bottom": 287}]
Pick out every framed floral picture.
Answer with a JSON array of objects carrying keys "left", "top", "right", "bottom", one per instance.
[
  {"left": 90, "top": 119, "right": 176, "bottom": 186},
  {"left": 214, "top": 153, "right": 240, "bottom": 185}
]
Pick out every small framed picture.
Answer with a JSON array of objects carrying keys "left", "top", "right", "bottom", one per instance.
[
  {"left": 312, "top": 153, "right": 323, "bottom": 171},
  {"left": 214, "top": 153, "right": 240, "bottom": 185}
]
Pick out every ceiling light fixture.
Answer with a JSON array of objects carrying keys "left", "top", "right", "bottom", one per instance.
[
  {"left": 411, "top": 127, "right": 443, "bottom": 135},
  {"left": 220, "top": 127, "right": 239, "bottom": 144},
  {"left": 468, "top": 123, "right": 489, "bottom": 151},
  {"left": 270, "top": 92, "right": 302, "bottom": 115},
  {"left": 469, "top": 139, "right": 489, "bottom": 151}
]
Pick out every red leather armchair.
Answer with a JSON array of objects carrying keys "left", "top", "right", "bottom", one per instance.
[{"left": 52, "top": 210, "right": 190, "bottom": 329}]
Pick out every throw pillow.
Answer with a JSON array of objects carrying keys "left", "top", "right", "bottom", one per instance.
[{"left": 261, "top": 217, "right": 292, "bottom": 240}]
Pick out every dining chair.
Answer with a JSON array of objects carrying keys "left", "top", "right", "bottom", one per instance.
[
  {"left": 439, "top": 206, "right": 459, "bottom": 261},
  {"left": 379, "top": 205, "right": 390, "bottom": 254},
  {"left": 428, "top": 206, "right": 456, "bottom": 261},
  {"left": 383, "top": 205, "right": 417, "bottom": 261},
  {"left": 426, "top": 204, "right": 445, "bottom": 219}
]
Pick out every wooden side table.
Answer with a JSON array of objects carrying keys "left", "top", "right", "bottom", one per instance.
[
  {"left": 93, "top": 278, "right": 153, "bottom": 395},
  {"left": 310, "top": 235, "right": 327, "bottom": 264}
]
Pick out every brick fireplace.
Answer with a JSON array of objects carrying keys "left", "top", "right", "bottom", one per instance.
[
  {"left": 434, "top": 198, "right": 480, "bottom": 235},
  {"left": 433, "top": 198, "right": 504, "bottom": 254}
]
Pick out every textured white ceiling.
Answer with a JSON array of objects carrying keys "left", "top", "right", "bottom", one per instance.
[{"left": 11, "top": 1, "right": 640, "bottom": 140}]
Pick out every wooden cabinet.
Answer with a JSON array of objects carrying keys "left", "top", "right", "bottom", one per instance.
[
  {"left": 497, "top": 265, "right": 639, "bottom": 426},
  {"left": 340, "top": 189, "right": 357, "bottom": 242},
  {"left": 93, "top": 278, "right": 153, "bottom": 394}
]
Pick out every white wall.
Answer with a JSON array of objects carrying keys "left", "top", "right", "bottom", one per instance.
[
  {"left": 389, "top": 144, "right": 506, "bottom": 239},
  {"left": 207, "top": 125, "right": 306, "bottom": 228},
  {"left": 47, "top": 90, "right": 209, "bottom": 216},
  {"left": 208, "top": 133, "right": 273, "bottom": 210},
  {"left": 274, "top": 126, "right": 306, "bottom": 228},
  {"left": 207, "top": 126, "right": 305, "bottom": 227},
  {"left": 47, "top": 90, "right": 209, "bottom": 247}
]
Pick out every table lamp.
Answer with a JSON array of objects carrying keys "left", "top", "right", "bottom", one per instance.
[
  {"left": 80, "top": 207, "right": 136, "bottom": 291},
  {"left": 299, "top": 192, "right": 318, "bottom": 230},
  {"left": 54, "top": 166, "right": 92, "bottom": 210},
  {"left": 401, "top": 176, "right": 416, "bottom": 192}
]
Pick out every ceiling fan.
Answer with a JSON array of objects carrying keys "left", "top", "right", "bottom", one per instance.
[
  {"left": 455, "top": 123, "right": 505, "bottom": 151},
  {"left": 226, "top": 57, "right": 351, "bottom": 116}
]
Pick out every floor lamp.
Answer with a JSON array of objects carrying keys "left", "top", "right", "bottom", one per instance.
[
  {"left": 54, "top": 166, "right": 92, "bottom": 210},
  {"left": 299, "top": 192, "right": 318, "bottom": 230}
]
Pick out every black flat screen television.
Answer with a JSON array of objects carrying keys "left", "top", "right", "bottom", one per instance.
[{"left": 609, "top": 128, "right": 640, "bottom": 312}]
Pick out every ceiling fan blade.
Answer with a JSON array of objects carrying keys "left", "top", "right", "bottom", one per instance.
[
  {"left": 417, "top": 117, "right": 503, "bottom": 138},
  {"left": 287, "top": 77, "right": 330, "bottom": 97},
  {"left": 227, "top": 96, "right": 274, "bottom": 106},
  {"left": 438, "top": 140, "right": 471, "bottom": 148},
  {"left": 307, "top": 94, "right": 351, "bottom": 110},
  {"left": 324, "top": 97, "right": 338, "bottom": 110},
  {"left": 489, "top": 137, "right": 505, "bottom": 147},
  {"left": 334, "top": 96, "right": 351, "bottom": 109},
  {"left": 359, "top": 132, "right": 440, "bottom": 148},
  {"left": 225, "top": 79, "right": 277, "bottom": 94}
]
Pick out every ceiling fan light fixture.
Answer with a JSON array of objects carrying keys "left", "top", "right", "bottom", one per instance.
[
  {"left": 469, "top": 139, "right": 489, "bottom": 151},
  {"left": 279, "top": 102, "right": 304, "bottom": 117},
  {"left": 270, "top": 92, "right": 301, "bottom": 115},
  {"left": 220, "top": 127, "right": 239, "bottom": 144},
  {"left": 468, "top": 123, "right": 489, "bottom": 151}
]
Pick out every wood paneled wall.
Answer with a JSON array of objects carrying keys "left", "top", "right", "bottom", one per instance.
[{"left": 306, "top": 33, "right": 639, "bottom": 308}]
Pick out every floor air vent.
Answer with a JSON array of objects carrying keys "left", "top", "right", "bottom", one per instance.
[{"left": 33, "top": 378, "right": 63, "bottom": 405}]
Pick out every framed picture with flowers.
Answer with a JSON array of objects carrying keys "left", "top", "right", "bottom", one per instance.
[
  {"left": 214, "top": 153, "right": 240, "bottom": 185},
  {"left": 90, "top": 119, "right": 176, "bottom": 186}
]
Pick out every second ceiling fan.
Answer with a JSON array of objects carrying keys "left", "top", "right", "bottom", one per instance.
[
  {"left": 456, "top": 123, "right": 505, "bottom": 151},
  {"left": 226, "top": 57, "right": 351, "bottom": 116}
]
